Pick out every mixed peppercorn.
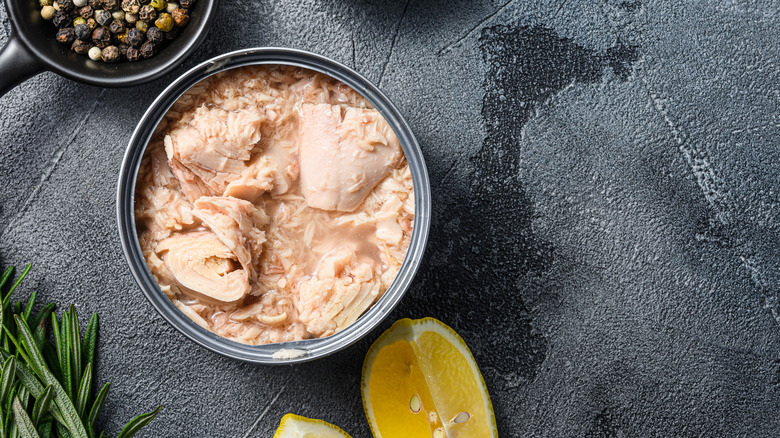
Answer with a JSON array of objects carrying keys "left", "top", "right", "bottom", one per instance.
[{"left": 40, "top": 0, "right": 193, "bottom": 63}]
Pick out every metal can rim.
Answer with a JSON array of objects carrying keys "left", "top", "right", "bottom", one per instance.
[{"left": 116, "top": 47, "right": 432, "bottom": 364}]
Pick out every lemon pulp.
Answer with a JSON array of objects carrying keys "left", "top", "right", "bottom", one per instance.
[{"left": 362, "top": 318, "right": 497, "bottom": 438}]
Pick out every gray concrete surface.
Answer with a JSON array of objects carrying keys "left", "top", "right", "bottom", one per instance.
[{"left": 1, "top": 0, "right": 779, "bottom": 436}]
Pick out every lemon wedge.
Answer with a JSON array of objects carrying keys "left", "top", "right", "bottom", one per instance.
[
  {"left": 273, "top": 413, "right": 352, "bottom": 438},
  {"left": 362, "top": 318, "right": 497, "bottom": 438}
]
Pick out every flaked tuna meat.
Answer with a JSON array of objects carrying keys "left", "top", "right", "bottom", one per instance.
[
  {"left": 156, "top": 231, "right": 250, "bottom": 303},
  {"left": 193, "top": 196, "right": 268, "bottom": 278},
  {"left": 298, "top": 103, "right": 403, "bottom": 212},
  {"left": 135, "top": 66, "right": 415, "bottom": 345},
  {"left": 164, "top": 106, "right": 264, "bottom": 201}
]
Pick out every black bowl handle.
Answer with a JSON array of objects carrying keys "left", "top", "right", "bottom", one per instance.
[{"left": 0, "top": 32, "right": 45, "bottom": 98}]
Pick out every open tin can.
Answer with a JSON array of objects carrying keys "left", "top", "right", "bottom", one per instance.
[{"left": 117, "top": 48, "right": 431, "bottom": 364}]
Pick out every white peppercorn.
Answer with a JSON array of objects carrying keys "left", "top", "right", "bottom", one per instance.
[
  {"left": 88, "top": 46, "right": 102, "bottom": 60},
  {"left": 164, "top": 1, "right": 176, "bottom": 13},
  {"left": 41, "top": 5, "right": 56, "bottom": 19},
  {"left": 124, "top": 12, "right": 138, "bottom": 23},
  {"left": 73, "top": 0, "right": 87, "bottom": 7},
  {"left": 112, "top": 10, "right": 125, "bottom": 20}
]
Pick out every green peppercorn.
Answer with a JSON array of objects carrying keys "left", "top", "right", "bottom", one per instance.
[
  {"left": 178, "top": 0, "right": 192, "bottom": 8},
  {"left": 74, "top": 23, "right": 91, "bottom": 39},
  {"left": 73, "top": 16, "right": 86, "bottom": 26},
  {"left": 121, "top": 0, "right": 140, "bottom": 13},
  {"left": 146, "top": 26, "right": 162, "bottom": 44},
  {"left": 95, "top": 9, "right": 112, "bottom": 25},
  {"left": 101, "top": 45, "right": 120, "bottom": 62},
  {"left": 126, "top": 46, "right": 140, "bottom": 61},
  {"left": 40, "top": 0, "right": 53, "bottom": 6},
  {"left": 91, "top": 26, "right": 111, "bottom": 48},
  {"left": 41, "top": 5, "right": 56, "bottom": 19},
  {"left": 56, "top": 27, "right": 76, "bottom": 44},
  {"left": 108, "top": 18, "right": 125, "bottom": 33},
  {"left": 170, "top": 7, "right": 187, "bottom": 27},
  {"left": 71, "top": 39, "right": 92, "bottom": 54},
  {"left": 135, "top": 19, "right": 148, "bottom": 32},
  {"left": 78, "top": 5, "right": 92, "bottom": 18},
  {"left": 138, "top": 4, "right": 156, "bottom": 20},
  {"left": 116, "top": 28, "right": 128, "bottom": 43},
  {"left": 154, "top": 12, "right": 172, "bottom": 31},
  {"left": 125, "top": 27, "right": 144, "bottom": 46},
  {"left": 149, "top": 0, "right": 165, "bottom": 11},
  {"left": 52, "top": 10, "right": 71, "bottom": 28},
  {"left": 86, "top": 17, "right": 97, "bottom": 29},
  {"left": 139, "top": 40, "right": 156, "bottom": 58}
]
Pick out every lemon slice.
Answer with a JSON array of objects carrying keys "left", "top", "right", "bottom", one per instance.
[
  {"left": 362, "top": 318, "right": 497, "bottom": 438},
  {"left": 273, "top": 413, "right": 353, "bottom": 438}
]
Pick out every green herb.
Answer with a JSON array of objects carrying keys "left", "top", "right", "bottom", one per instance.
[{"left": 0, "top": 265, "right": 160, "bottom": 437}]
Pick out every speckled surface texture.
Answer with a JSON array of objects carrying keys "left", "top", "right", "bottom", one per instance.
[{"left": 1, "top": 0, "right": 779, "bottom": 436}]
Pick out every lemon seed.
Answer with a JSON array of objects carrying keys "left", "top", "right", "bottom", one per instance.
[
  {"left": 410, "top": 394, "right": 422, "bottom": 413},
  {"left": 451, "top": 411, "right": 470, "bottom": 424},
  {"left": 432, "top": 427, "right": 446, "bottom": 438}
]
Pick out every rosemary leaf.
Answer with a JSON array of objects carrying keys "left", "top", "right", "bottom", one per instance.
[
  {"left": 11, "top": 397, "right": 40, "bottom": 438},
  {"left": 68, "top": 307, "right": 82, "bottom": 401},
  {"left": 75, "top": 364, "right": 92, "bottom": 419},
  {"left": 31, "top": 386, "right": 53, "bottom": 426},
  {"left": 13, "top": 316, "right": 88, "bottom": 438},
  {"left": 0, "top": 357, "right": 15, "bottom": 407},
  {"left": 116, "top": 406, "right": 161, "bottom": 438},
  {"left": 87, "top": 383, "right": 109, "bottom": 429},
  {"left": 82, "top": 315, "right": 98, "bottom": 377},
  {"left": 0, "top": 267, "right": 13, "bottom": 291},
  {"left": 21, "top": 293, "right": 36, "bottom": 323},
  {"left": 6, "top": 265, "right": 31, "bottom": 297}
]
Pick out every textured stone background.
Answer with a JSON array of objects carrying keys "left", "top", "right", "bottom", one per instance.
[{"left": 1, "top": 0, "right": 780, "bottom": 436}]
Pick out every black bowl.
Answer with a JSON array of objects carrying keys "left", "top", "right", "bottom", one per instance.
[{"left": 0, "top": 0, "right": 218, "bottom": 96}]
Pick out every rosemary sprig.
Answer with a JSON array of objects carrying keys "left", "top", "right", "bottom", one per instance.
[{"left": 0, "top": 265, "right": 160, "bottom": 438}]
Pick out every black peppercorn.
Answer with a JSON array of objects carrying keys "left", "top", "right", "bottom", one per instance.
[
  {"left": 171, "top": 8, "right": 188, "bottom": 27},
  {"left": 101, "top": 45, "right": 120, "bottom": 62},
  {"left": 121, "top": 0, "right": 140, "bottom": 13},
  {"left": 71, "top": 39, "right": 92, "bottom": 54},
  {"left": 139, "top": 0, "right": 150, "bottom": 4},
  {"left": 100, "top": 0, "right": 117, "bottom": 10},
  {"left": 118, "top": 43, "right": 129, "bottom": 57},
  {"left": 94, "top": 9, "right": 112, "bottom": 25},
  {"left": 145, "top": 26, "right": 162, "bottom": 44},
  {"left": 178, "top": 0, "right": 193, "bottom": 8},
  {"left": 86, "top": 17, "right": 97, "bottom": 29},
  {"left": 78, "top": 5, "right": 92, "bottom": 18},
  {"left": 74, "top": 22, "right": 91, "bottom": 39},
  {"left": 164, "top": 26, "right": 178, "bottom": 40},
  {"left": 125, "top": 27, "right": 144, "bottom": 47},
  {"left": 88, "top": 0, "right": 100, "bottom": 8},
  {"left": 91, "top": 26, "right": 111, "bottom": 48},
  {"left": 138, "top": 4, "right": 156, "bottom": 20},
  {"left": 52, "top": 10, "right": 71, "bottom": 28},
  {"left": 58, "top": 0, "right": 74, "bottom": 11},
  {"left": 126, "top": 46, "right": 140, "bottom": 61},
  {"left": 56, "top": 27, "right": 76, "bottom": 44},
  {"left": 139, "top": 40, "right": 156, "bottom": 58},
  {"left": 108, "top": 18, "right": 125, "bottom": 33}
]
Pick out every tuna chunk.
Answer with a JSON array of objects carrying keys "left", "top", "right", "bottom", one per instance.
[
  {"left": 297, "top": 104, "right": 403, "bottom": 212},
  {"left": 156, "top": 231, "right": 250, "bottom": 303},
  {"left": 165, "top": 106, "right": 264, "bottom": 201},
  {"left": 193, "top": 196, "right": 268, "bottom": 278},
  {"left": 294, "top": 251, "right": 381, "bottom": 336}
]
